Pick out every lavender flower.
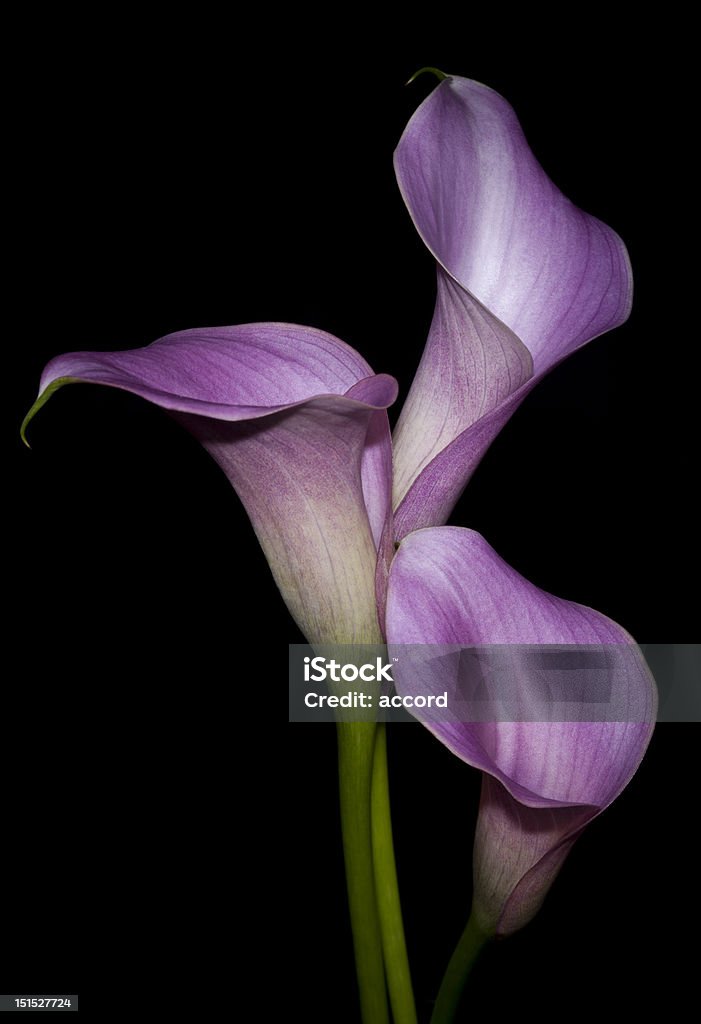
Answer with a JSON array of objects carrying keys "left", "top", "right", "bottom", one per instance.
[{"left": 24, "top": 73, "right": 655, "bottom": 1017}]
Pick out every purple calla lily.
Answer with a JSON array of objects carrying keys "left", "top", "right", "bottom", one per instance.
[
  {"left": 24, "top": 72, "right": 654, "bottom": 1021},
  {"left": 386, "top": 527, "right": 656, "bottom": 936},
  {"left": 392, "top": 76, "right": 632, "bottom": 536},
  {"left": 25, "top": 325, "right": 397, "bottom": 646}
]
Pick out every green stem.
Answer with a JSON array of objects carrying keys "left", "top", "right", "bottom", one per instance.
[
  {"left": 337, "top": 721, "right": 390, "bottom": 1024},
  {"left": 430, "top": 914, "right": 491, "bottom": 1024},
  {"left": 371, "top": 723, "right": 417, "bottom": 1024}
]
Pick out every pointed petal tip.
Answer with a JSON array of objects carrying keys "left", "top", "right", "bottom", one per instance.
[
  {"left": 20, "top": 416, "right": 32, "bottom": 449},
  {"left": 20, "top": 377, "right": 79, "bottom": 449},
  {"left": 405, "top": 66, "right": 450, "bottom": 86}
]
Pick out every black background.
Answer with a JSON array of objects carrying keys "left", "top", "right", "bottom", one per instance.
[{"left": 6, "top": 21, "right": 698, "bottom": 1021}]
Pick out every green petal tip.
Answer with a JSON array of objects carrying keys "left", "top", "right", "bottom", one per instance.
[
  {"left": 20, "top": 377, "right": 79, "bottom": 448},
  {"left": 405, "top": 66, "right": 450, "bottom": 86}
]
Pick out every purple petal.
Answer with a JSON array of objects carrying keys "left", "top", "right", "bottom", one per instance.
[
  {"left": 473, "top": 776, "right": 591, "bottom": 937},
  {"left": 26, "top": 325, "right": 397, "bottom": 644},
  {"left": 386, "top": 527, "right": 655, "bottom": 934},
  {"left": 359, "top": 404, "right": 394, "bottom": 552},
  {"left": 392, "top": 268, "right": 532, "bottom": 514},
  {"left": 395, "top": 76, "right": 632, "bottom": 369},
  {"left": 394, "top": 381, "right": 535, "bottom": 537},
  {"left": 35, "top": 323, "right": 383, "bottom": 418},
  {"left": 392, "top": 77, "right": 632, "bottom": 536}
]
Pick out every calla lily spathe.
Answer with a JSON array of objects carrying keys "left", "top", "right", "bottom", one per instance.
[
  {"left": 386, "top": 528, "right": 655, "bottom": 935},
  {"left": 23, "top": 74, "right": 653, "bottom": 936},
  {"left": 25, "top": 324, "right": 397, "bottom": 646},
  {"left": 392, "top": 76, "right": 632, "bottom": 536}
]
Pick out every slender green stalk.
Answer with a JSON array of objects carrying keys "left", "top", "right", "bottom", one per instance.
[
  {"left": 337, "top": 720, "right": 390, "bottom": 1024},
  {"left": 371, "top": 723, "right": 417, "bottom": 1024},
  {"left": 430, "top": 914, "right": 491, "bottom": 1024}
]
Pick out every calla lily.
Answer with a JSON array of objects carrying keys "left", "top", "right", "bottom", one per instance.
[
  {"left": 392, "top": 75, "right": 632, "bottom": 536},
  {"left": 23, "top": 325, "right": 398, "bottom": 646},
  {"left": 386, "top": 528, "right": 656, "bottom": 937},
  {"left": 24, "top": 72, "right": 654, "bottom": 1022}
]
